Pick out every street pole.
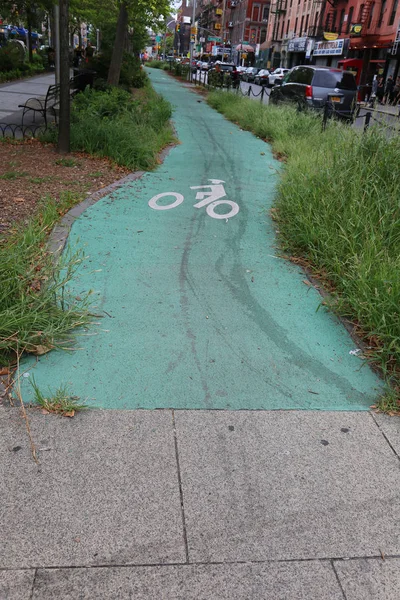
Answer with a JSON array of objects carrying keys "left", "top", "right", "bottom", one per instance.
[
  {"left": 163, "top": 20, "right": 167, "bottom": 60},
  {"left": 57, "top": 0, "right": 70, "bottom": 154},
  {"left": 220, "top": 0, "right": 227, "bottom": 57},
  {"left": 190, "top": 0, "right": 197, "bottom": 82}
]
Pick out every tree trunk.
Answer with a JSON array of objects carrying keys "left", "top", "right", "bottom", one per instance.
[
  {"left": 107, "top": 1, "right": 129, "bottom": 86},
  {"left": 58, "top": 0, "right": 70, "bottom": 154}
]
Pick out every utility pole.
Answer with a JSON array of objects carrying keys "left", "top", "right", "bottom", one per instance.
[
  {"left": 189, "top": 0, "right": 197, "bottom": 81},
  {"left": 57, "top": 0, "right": 70, "bottom": 154},
  {"left": 220, "top": 0, "right": 227, "bottom": 56}
]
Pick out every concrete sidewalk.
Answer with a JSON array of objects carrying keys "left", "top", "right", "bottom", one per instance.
[
  {"left": 0, "top": 72, "right": 55, "bottom": 124},
  {"left": 1, "top": 407, "right": 400, "bottom": 598}
]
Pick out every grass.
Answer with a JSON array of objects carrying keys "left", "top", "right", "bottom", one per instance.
[
  {"left": 30, "top": 377, "right": 88, "bottom": 416},
  {"left": 29, "top": 176, "right": 54, "bottom": 184},
  {"left": 55, "top": 158, "right": 79, "bottom": 167},
  {"left": 41, "top": 83, "right": 174, "bottom": 171},
  {"left": 0, "top": 170, "right": 28, "bottom": 180},
  {"left": 0, "top": 192, "right": 94, "bottom": 367},
  {"left": 207, "top": 90, "right": 400, "bottom": 404}
]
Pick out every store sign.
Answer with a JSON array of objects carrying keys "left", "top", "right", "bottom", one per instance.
[
  {"left": 288, "top": 37, "right": 307, "bottom": 52},
  {"left": 313, "top": 38, "right": 345, "bottom": 56},
  {"left": 324, "top": 32, "right": 339, "bottom": 41},
  {"left": 350, "top": 24, "right": 362, "bottom": 35}
]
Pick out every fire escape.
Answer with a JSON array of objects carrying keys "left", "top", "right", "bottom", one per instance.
[{"left": 271, "top": 0, "right": 287, "bottom": 41}]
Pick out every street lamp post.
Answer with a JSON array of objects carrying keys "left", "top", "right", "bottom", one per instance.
[{"left": 189, "top": 0, "right": 197, "bottom": 82}]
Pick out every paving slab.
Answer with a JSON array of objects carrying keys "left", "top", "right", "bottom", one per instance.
[
  {"left": 0, "top": 408, "right": 185, "bottom": 568},
  {"left": 32, "top": 561, "right": 343, "bottom": 599},
  {"left": 373, "top": 413, "right": 400, "bottom": 456},
  {"left": 334, "top": 558, "right": 400, "bottom": 599},
  {"left": 0, "top": 570, "right": 35, "bottom": 600},
  {"left": 175, "top": 410, "right": 400, "bottom": 562}
]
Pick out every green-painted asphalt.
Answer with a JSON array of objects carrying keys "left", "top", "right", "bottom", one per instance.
[{"left": 22, "top": 69, "right": 381, "bottom": 409}]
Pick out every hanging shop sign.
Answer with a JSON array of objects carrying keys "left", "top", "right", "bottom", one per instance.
[
  {"left": 313, "top": 38, "right": 345, "bottom": 56},
  {"left": 350, "top": 24, "right": 363, "bottom": 35},
  {"left": 288, "top": 37, "right": 307, "bottom": 52},
  {"left": 323, "top": 32, "right": 339, "bottom": 41}
]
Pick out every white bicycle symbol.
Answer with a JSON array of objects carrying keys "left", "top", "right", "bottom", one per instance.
[{"left": 148, "top": 179, "right": 239, "bottom": 220}]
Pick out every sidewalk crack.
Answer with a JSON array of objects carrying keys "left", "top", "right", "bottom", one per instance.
[
  {"left": 331, "top": 560, "right": 348, "bottom": 600},
  {"left": 369, "top": 412, "right": 400, "bottom": 461},
  {"left": 29, "top": 568, "right": 37, "bottom": 600},
  {"left": 172, "top": 409, "right": 190, "bottom": 564}
]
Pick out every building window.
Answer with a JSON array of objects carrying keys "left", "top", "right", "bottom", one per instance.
[
  {"left": 378, "top": 0, "right": 386, "bottom": 26},
  {"left": 305, "top": 13, "right": 309, "bottom": 32},
  {"left": 389, "top": 0, "right": 398, "bottom": 24},
  {"left": 295, "top": 17, "right": 298, "bottom": 34},
  {"left": 339, "top": 8, "right": 345, "bottom": 32},
  {"left": 262, "top": 6, "right": 269, "bottom": 21},
  {"left": 332, "top": 10, "right": 337, "bottom": 31},
  {"left": 358, "top": 3, "right": 365, "bottom": 20},
  {"left": 260, "top": 29, "right": 266, "bottom": 43},
  {"left": 346, "top": 6, "right": 354, "bottom": 32},
  {"left": 252, "top": 5, "right": 260, "bottom": 21},
  {"left": 286, "top": 19, "right": 290, "bottom": 35},
  {"left": 300, "top": 15, "right": 304, "bottom": 34},
  {"left": 367, "top": 2, "right": 375, "bottom": 29},
  {"left": 281, "top": 18, "right": 285, "bottom": 37}
]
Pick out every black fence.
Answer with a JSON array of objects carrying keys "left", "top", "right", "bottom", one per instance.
[{"left": 189, "top": 67, "right": 400, "bottom": 134}]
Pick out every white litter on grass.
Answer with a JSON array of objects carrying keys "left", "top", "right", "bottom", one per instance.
[
  {"left": 349, "top": 349, "right": 362, "bottom": 356},
  {"left": 23, "top": 372, "right": 30, "bottom": 378}
]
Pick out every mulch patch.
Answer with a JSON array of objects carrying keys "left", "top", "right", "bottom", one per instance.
[{"left": 0, "top": 139, "right": 130, "bottom": 234}]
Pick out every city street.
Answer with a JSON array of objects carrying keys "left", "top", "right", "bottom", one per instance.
[{"left": 2, "top": 68, "right": 400, "bottom": 599}]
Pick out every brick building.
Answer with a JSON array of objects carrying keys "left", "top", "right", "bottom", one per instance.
[
  {"left": 196, "top": 0, "right": 271, "bottom": 62},
  {"left": 264, "top": 0, "right": 400, "bottom": 87}
]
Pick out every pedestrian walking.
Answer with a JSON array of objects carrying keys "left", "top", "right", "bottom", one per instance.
[
  {"left": 383, "top": 75, "right": 394, "bottom": 105},
  {"left": 73, "top": 45, "right": 83, "bottom": 68},
  {"left": 391, "top": 76, "right": 400, "bottom": 105},
  {"left": 376, "top": 76, "right": 385, "bottom": 103},
  {"left": 368, "top": 75, "right": 378, "bottom": 107}
]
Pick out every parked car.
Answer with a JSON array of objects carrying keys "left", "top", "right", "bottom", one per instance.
[
  {"left": 268, "top": 67, "right": 289, "bottom": 86},
  {"left": 200, "top": 61, "right": 211, "bottom": 71},
  {"left": 243, "top": 67, "right": 259, "bottom": 82},
  {"left": 236, "top": 66, "right": 247, "bottom": 78},
  {"left": 270, "top": 65, "right": 358, "bottom": 118},
  {"left": 254, "top": 69, "right": 270, "bottom": 86}
]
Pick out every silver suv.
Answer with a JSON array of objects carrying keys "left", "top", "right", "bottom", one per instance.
[{"left": 270, "top": 66, "right": 357, "bottom": 118}]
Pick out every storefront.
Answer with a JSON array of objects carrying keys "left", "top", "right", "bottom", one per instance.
[
  {"left": 313, "top": 38, "right": 348, "bottom": 67},
  {"left": 287, "top": 37, "right": 307, "bottom": 68}
]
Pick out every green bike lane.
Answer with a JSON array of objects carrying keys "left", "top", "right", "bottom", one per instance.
[{"left": 22, "top": 69, "right": 381, "bottom": 410}]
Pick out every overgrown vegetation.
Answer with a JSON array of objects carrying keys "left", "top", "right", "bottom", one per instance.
[
  {"left": 146, "top": 60, "right": 169, "bottom": 70},
  {"left": 208, "top": 91, "right": 400, "bottom": 401},
  {"left": 0, "top": 193, "right": 94, "bottom": 367},
  {"left": 41, "top": 84, "right": 174, "bottom": 170}
]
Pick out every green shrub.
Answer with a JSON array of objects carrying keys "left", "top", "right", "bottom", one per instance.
[
  {"left": 44, "top": 84, "right": 173, "bottom": 170},
  {"left": 147, "top": 60, "right": 169, "bottom": 70},
  {"left": 0, "top": 44, "right": 23, "bottom": 72},
  {"left": 87, "top": 52, "right": 147, "bottom": 89}
]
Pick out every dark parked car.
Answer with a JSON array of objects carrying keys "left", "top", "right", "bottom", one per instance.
[{"left": 270, "top": 65, "right": 358, "bottom": 118}]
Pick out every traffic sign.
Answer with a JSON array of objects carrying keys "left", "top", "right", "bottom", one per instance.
[{"left": 208, "top": 36, "right": 222, "bottom": 42}]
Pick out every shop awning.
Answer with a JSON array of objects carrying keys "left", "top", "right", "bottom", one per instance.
[{"left": 235, "top": 44, "right": 255, "bottom": 52}]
